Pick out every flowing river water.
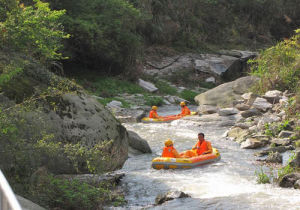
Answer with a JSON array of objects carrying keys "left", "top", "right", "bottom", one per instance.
[{"left": 116, "top": 105, "right": 300, "bottom": 210}]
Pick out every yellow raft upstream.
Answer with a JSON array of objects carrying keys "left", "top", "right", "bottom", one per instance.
[
  {"left": 141, "top": 111, "right": 197, "bottom": 123},
  {"left": 152, "top": 148, "right": 220, "bottom": 169}
]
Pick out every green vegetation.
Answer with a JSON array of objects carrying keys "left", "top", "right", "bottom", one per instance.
[
  {"left": 180, "top": 90, "right": 199, "bottom": 103},
  {"left": 255, "top": 168, "right": 271, "bottom": 184},
  {"left": 77, "top": 76, "right": 146, "bottom": 97},
  {"left": 31, "top": 175, "right": 125, "bottom": 210},
  {"left": 277, "top": 152, "right": 296, "bottom": 181},
  {"left": 0, "top": 0, "right": 69, "bottom": 63},
  {"left": 264, "top": 120, "right": 291, "bottom": 137},
  {"left": 251, "top": 29, "right": 300, "bottom": 114}
]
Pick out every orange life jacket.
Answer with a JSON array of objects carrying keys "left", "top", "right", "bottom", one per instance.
[
  {"left": 149, "top": 110, "right": 158, "bottom": 118},
  {"left": 193, "top": 140, "right": 211, "bottom": 155},
  {"left": 181, "top": 106, "right": 191, "bottom": 116},
  {"left": 162, "top": 146, "right": 178, "bottom": 158}
]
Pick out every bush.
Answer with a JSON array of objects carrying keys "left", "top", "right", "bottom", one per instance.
[
  {"left": 180, "top": 89, "right": 199, "bottom": 103},
  {"left": 144, "top": 95, "right": 164, "bottom": 106}
]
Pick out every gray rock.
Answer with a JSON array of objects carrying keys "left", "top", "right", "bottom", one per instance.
[
  {"left": 227, "top": 127, "right": 250, "bottom": 143},
  {"left": 235, "top": 103, "right": 250, "bottom": 111},
  {"left": 252, "top": 97, "right": 273, "bottom": 112},
  {"left": 36, "top": 94, "right": 129, "bottom": 173},
  {"left": 194, "top": 76, "right": 259, "bottom": 107},
  {"left": 17, "top": 195, "right": 46, "bottom": 210},
  {"left": 255, "top": 145, "right": 295, "bottom": 157},
  {"left": 290, "top": 150, "right": 300, "bottom": 168},
  {"left": 279, "top": 173, "right": 300, "bottom": 188},
  {"left": 205, "top": 76, "right": 216, "bottom": 83},
  {"left": 278, "top": 131, "right": 295, "bottom": 138},
  {"left": 241, "top": 108, "right": 262, "bottom": 118},
  {"left": 234, "top": 122, "right": 252, "bottom": 129},
  {"left": 294, "top": 180, "right": 300, "bottom": 189},
  {"left": 138, "top": 79, "right": 158, "bottom": 92},
  {"left": 266, "top": 152, "right": 282, "bottom": 163},
  {"left": 218, "top": 108, "right": 239, "bottom": 116},
  {"left": 271, "top": 138, "right": 291, "bottom": 146},
  {"left": 155, "top": 191, "right": 190, "bottom": 205},
  {"left": 127, "top": 131, "right": 152, "bottom": 153},
  {"left": 197, "top": 105, "right": 219, "bottom": 114},
  {"left": 115, "top": 109, "right": 146, "bottom": 123},
  {"left": 241, "top": 138, "right": 265, "bottom": 149},
  {"left": 107, "top": 100, "right": 123, "bottom": 109},
  {"left": 257, "top": 115, "right": 281, "bottom": 130},
  {"left": 263, "top": 90, "right": 282, "bottom": 104}
]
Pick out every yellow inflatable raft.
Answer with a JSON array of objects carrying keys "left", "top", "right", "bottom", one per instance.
[
  {"left": 152, "top": 148, "right": 220, "bottom": 169},
  {"left": 142, "top": 111, "right": 197, "bottom": 123}
]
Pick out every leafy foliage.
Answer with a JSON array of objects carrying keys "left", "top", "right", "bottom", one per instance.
[
  {"left": 0, "top": 0, "right": 69, "bottom": 62},
  {"left": 48, "top": 0, "right": 142, "bottom": 75},
  {"left": 251, "top": 29, "right": 300, "bottom": 94}
]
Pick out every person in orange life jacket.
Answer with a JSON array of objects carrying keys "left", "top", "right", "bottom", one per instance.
[
  {"left": 149, "top": 106, "right": 161, "bottom": 119},
  {"left": 161, "top": 139, "right": 180, "bottom": 158},
  {"left": 180, "top": 133, "right": 212, "bottom": 158},
  {"left": 177, "top": 101, "right": 191, "bottom": 116}
]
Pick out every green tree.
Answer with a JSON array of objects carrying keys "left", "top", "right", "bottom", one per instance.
[
  {"left": 0, "top": 0, "right": 69, "bottom": 63},
  {"left": 47, "top": 0, "right": 142, "bottom": 75}
]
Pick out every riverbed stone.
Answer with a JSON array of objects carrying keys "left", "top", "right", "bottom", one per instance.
[
  {"left": 271, "top": 138, "right": 291, "bottom": 146},
  {"left": 241, "top": 108, "right": 262, "bottom": 118},
  {"left": 294, "top": 180, "right": 300, "bottom": 189},
  {"left": 279, "top": 173, "right": 300, "bottom": 188},
  {"left": 194, "top": 76, "right": 259, "bottom": 107},
  {"left": 127, "top": 131, "right": 152, "bottom": 153},
  {"left": 266, "top": 152, "right": 282, "bottom": 163},
  {"left": 241, "top": 137, "right": 265, "bottom": 149},
  {"left": 197, "top": 105, "right": 219, "bottom": 114},
  {"left": 138, "top": 79, "right": 158, "bottom": 92},
  {"left": 278, "top": 131, "right": 295, "bottom": 138},
  {"left": 290, "top": 150, "right": 300, "bottom": 168},
  {"left": 252, "top": 97, "right": 273, "bottom": 112},
  {"left": 255, "top": 145, "right": 295, "bottom": 157},
  {"left": 227, "top": 127, "right": 250, "bottom": 143},
  {"left": 235, "top": 103, "right": 250, "bottom": 111},
  {"left": 257, "top": 115, "right": 281, "bottom": 130},
  {"left": 263, "top": 90, "right": 282, "bottom": 104},
  {"left": 155, "top": 191, "right": 191, "bottom": 205},
  {"left": 218, "top": 108, "right": 239, "bottom": 116}
]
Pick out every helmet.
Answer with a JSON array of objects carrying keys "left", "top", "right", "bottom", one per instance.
[
  {"left": 180, "top": 101, "right": 186, "bottom": 106},
  {"left": 152, "top": 106, "right": 158, "bottom": 110},
  {"left": 165, "top": 139, "right": 173, "bottom": 147}
]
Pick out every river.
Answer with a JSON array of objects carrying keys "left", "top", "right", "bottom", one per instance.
[{"left": 117, "top": 105, "right": 300, "bottom": 210}]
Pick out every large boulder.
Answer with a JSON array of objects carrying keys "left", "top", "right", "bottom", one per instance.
[
  {"left": 0, "top": 59, "right": 129, "bottom": 174},
  {"left": 127, "top": 131, "right": 152, "bottom": 154},
  {"left": 17, "top": 195, "right": 46, "bottom": 210},
  {"left": 38, "top": 93, "right": 129, "bottom": 173},
  {"left": 279, "top": 173, "right": 300, "bottom": 188},
  {"left": 194, "top": 76, "right": 259, "bottom": 107}
]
